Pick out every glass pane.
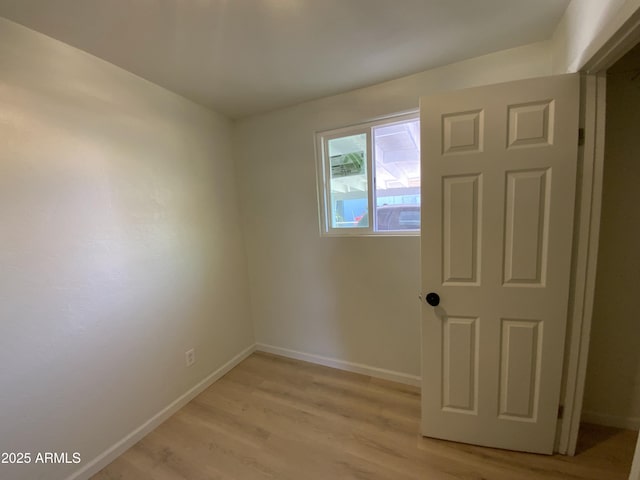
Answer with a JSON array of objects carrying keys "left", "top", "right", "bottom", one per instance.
[
  {"left": 373, "top": 119, "right": 420, "bottom": 231},
  {"left": 327, "top": 133, "right": 369, "bottom": 229}
]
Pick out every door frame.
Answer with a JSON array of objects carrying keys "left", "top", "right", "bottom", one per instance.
[{"left": 557, "top": 6, "right": 640, "bottom": 457}]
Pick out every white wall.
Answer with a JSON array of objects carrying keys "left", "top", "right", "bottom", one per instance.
[
  {"left": 581, "top": 51, "right": 640, "bottom": 430},
  {"left": 551, "top": 0, "right": 640, "bottom": 73},
  {"left": 234, "top": 42, "right": 552, "bottom": 380},
  {"left": 0, "top": 18, "right": 253, "bottom": 480}
]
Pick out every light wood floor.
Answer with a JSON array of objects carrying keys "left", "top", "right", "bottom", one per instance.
[{"left": 93, "top": 352, "right": 637, "bottom": 480}]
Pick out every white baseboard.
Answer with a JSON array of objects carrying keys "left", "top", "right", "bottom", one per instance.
[
  {"left": 67, "top": 343, "right": 256, "bottom": 480},
  {"left": 581, "top": 410, "right": 640, "bottom": 430},
  {"left": 255, "top": 343, "right": 421, "bottom": 387}
]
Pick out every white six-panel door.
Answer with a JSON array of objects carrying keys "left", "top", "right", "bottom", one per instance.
[{"left": 420, "top": 74, "right": 579, "bottom": 454}]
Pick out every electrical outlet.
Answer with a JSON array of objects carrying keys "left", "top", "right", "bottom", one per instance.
[{"left": 185, "top": 348, "right": 196, "bottom": 367}]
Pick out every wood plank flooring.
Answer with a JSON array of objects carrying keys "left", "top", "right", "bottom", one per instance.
[{"left": 93, "top": 352, "right": 638, "bottom": 480}]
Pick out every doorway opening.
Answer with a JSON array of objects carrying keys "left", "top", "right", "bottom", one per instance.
[{"left": 575, "top": 41, "right": 640, "bottom": 472}]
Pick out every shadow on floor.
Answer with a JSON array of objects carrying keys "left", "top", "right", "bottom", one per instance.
[{"left": 575, "top": 422, "right": 635, "bottom": 455}]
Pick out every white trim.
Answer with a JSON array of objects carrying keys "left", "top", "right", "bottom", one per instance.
[
  {"left": 581, "top": 411, "right": 640, "bottom": 431},
  {"left": 66, "top": 343, "right": 256, "bottom": 480},
  {"left": 255, "top": 343, "right": 422, "bottom": 387},
  {"left": 557, "top": 73, "right": 607, "bottom": 455},
  {"left": 559, "top": 5, "right": 640, "bottom": 458}
]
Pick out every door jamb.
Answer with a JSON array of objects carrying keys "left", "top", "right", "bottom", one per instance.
[
  {"left": 631, "top": 432, "right": 640, "bottom": 480},
  {"left": 556, "top": 72, "right": 606, "bottom": 455},
  {"left": 557, "top": 7, "right": 640, "bottom": 456}
]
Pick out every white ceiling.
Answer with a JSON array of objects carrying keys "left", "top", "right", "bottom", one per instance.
[{"left": 0, "top": 0, "right": 570, "bottom": 119}]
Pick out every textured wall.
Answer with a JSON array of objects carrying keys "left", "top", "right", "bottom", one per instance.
[{"left": 0, "top": 18, "right": 253, "bottom": 480}]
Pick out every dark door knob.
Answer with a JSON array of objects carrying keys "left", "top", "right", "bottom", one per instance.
[{"left": 425, "top": 292, "right": 440, "bottom": 307}]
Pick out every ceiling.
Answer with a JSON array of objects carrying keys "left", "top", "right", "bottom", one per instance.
[{"left": 0, "top": 0, "right": 570, "bottom": 119}]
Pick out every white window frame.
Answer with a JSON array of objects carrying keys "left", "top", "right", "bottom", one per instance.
[{"left": 315, "top": 111, "right": 420, "bottom": 237}]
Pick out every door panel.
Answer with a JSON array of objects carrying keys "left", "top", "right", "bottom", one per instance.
[
  {"left": 503, "top": 169, "right": 550, "bottom": 285},
  {"left": 420, "top": 74, "right": 579, "bottom": 454},
  {"left": 443, "top": 174, "right": 481, "bottom": 285},
  {"left": 442, "top": 316, "right": 479, "bottom": 413},
  {"left": 499, "top": 318, "right": 542, "bottom": 420}
]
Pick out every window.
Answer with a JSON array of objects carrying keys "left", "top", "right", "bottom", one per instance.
[{"left": 316, "top": 113, "right": 420, "bottom": 235}]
